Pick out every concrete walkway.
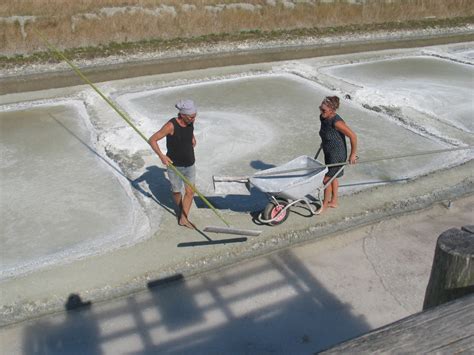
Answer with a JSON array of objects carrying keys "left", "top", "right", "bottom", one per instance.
[{"left": 1, "top": 195, "right": 472, "bottom": 354}]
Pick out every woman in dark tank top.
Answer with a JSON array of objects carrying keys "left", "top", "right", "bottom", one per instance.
[{"left": 317, "top": 96, "right": 358, "bottom": 214}]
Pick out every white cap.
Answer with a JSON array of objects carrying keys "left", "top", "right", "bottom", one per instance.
[{"left": 175, "top": 99, "right": 197, "bottom": 115}]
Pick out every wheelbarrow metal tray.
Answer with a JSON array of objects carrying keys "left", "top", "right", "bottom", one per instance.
[{"left": 249, "top": 155, "right": 327, "bottom": 200}]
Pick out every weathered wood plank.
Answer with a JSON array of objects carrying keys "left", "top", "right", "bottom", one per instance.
[{"left": 320, "top": 293, "right": 474, "bottom": 353}]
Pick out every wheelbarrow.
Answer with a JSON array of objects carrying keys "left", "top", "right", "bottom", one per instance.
[
  {"left": 212, "top": 145, "right": 471, "bottom": 226},
  {"left": 213, "top": 154, "right": 344, "bottom": 226}
]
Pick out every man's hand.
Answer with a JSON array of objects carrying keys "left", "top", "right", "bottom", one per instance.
[{"left": 159, "top": 155, "right": 173, "bottom": 166}]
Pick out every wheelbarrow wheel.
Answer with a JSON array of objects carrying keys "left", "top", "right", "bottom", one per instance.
[{"left": 262, "top": 199, "right": 290, "bottom": 226}]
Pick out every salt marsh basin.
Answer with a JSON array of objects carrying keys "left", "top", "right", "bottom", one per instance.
[{"left": 0, "top": 42, "right": 473, "bottom": 326}]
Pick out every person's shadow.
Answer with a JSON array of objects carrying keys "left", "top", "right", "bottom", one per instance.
[
  {"left": 250, "top": 160, "right": 276, "bottom": 171},
  {"left": 132, "top": 166, "right": 178, "bottom": 217},
  {"left": 49, "top": 113, "right": 177, "bottom": 218},
  {"left": 196, "top": 159, "right": 275, "bottom": 213},
  {"left": 22, "top": 294, "right": 102, "bottom": 354}
]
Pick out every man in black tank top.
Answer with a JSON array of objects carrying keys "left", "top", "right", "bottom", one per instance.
[{"left": 149, "top": 100, "right": 197, "bottom": 229}]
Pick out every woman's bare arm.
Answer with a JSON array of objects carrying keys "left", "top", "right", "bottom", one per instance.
[{"left": 335, "top": 120, "right": 358, "bottom": 164}]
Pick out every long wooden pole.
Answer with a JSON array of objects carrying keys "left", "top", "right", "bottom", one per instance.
[
  {"left": 251, "top": 146, "right": 473, "bottom": 177},
  {"left": 33, "top": 28, "right": 231, "bottom": 227}
]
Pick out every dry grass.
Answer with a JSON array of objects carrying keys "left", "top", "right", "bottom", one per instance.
[{"left": 1, "top": 0, "right": 473, "bottom": 55}]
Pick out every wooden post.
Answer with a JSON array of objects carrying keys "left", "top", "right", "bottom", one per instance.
[{"left": 423, "top": 225, "right": 474, "bottom": 310}]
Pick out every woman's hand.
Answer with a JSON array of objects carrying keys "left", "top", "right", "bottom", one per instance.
[{"left": 349, "top": 153, "right": 358, "bottom": 164}]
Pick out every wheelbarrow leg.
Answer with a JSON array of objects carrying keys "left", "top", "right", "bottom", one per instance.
[
  {"left": 298, "top": 198, "right": 320, "bottom": 216},
  {"left": 317, "top": 165, "right": 345, "bottom": 214}
]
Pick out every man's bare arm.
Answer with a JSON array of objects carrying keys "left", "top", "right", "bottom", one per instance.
[{"left": 148, "top": 122, "right": 174, "bottom": 165}]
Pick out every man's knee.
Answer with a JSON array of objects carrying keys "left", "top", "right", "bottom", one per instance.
[{"left": 184, "top": 186, "right": 194, "bottom": 196}]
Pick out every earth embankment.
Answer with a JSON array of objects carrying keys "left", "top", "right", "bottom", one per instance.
[{"left": 1, "top": 29, "right": 473, "bottom": 95}]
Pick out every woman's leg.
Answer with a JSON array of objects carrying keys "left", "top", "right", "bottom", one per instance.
[
  {"left": 317, "top": 176, "right": 332, "bottom": 214},
  {"left": 328, "top": 178, "right": 339, "bottom": 208}
]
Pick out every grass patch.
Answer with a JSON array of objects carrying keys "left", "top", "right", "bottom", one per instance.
[
  {"left": 1, "top": 0, "right": 473, "bottom": 56},
  {"left": 1, "top": 16, "right": 472, "bottom": 70}
]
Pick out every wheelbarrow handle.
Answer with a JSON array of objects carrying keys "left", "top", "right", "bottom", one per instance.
[
  {"left": 213, "top": 176, "right": 250, "bottom": 183},
  {"left": 217, "top": 146, "right": 473, "bottom": 180},
  {"left": 253, "top": 162, "right": 346, "bottom": 178},
  {"left": 257, "top": 144, "right": 474, "bottom": 178}
]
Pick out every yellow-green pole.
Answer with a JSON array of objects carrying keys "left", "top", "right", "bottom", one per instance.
[{"left": 34, "top": 28, "right": 231, "bottom": 227}]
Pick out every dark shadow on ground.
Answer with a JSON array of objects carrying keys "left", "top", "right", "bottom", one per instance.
[
  {"left": 194, "top": 159, "right": 278, "bottom": 213},
  {"left": 136, "top": 249, "right": 372, "bottom": 354},
  {"left": 146, "top": 274, "right": 204, "bottom": 331},
  {"left": 177, "top": 236, "right": 248, "bottom": 247},
  {"left": 52, "top": 112, "right": 254, "bottom": 245},
  {"left": 250, "top": 160, "right": 276, "bottom": 171},
  {"left": 177, "top": 225, "right": 247, "bottom": 248},
  {"left": 131, "top": 166, "right": 176, "bottom": 214},
  {"left": 51, "top": 114, "right": 176, "bottom": 217},
  {"left": 22, "top": 294, "right": 101, "bottom": 355},
  {"left": 195, "top": 186, "right": 268, "bottom": 213},
  {"left": 20, "top": 250, "right": 372, "bottom": 354}
]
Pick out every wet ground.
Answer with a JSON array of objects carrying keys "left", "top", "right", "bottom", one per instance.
[
  {"left": 0, "top": 103, "right": 148, "bottom": 280},
  {"left": 323, "top": 56, "right": 473, "bottom": 132},
  {"left": 0, "top": 41, "right": 473, "bottom": 325}
]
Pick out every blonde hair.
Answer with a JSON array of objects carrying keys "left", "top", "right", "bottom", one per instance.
[{"left": 322, "top": 96, "right": 340, "bottom": 111}]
